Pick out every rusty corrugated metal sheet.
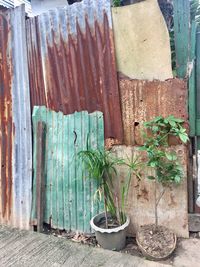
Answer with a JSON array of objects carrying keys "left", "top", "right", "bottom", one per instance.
[
  {"left": 0, "top": 5, "right": 32, "bottom": 229},
  {"left": 26, "top": 0, "right": 123, "bottom": 143},
  {"left": 119, "top": 78, "right": 188, "bottom": 145},
  {"left": 0, "top": 6, "right": 13, "bottom": 224}
]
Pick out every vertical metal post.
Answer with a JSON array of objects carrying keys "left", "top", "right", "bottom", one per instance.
[{"left": 36, "top": 121, "right": 46, "bottom": 232}]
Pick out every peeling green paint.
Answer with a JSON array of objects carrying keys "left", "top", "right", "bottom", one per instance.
[
  {"left": 173, "top": 0, "right": 190, "bottom": 78},
  {"left": 32, "top": 106, "right": 104, "bottom": 232}
]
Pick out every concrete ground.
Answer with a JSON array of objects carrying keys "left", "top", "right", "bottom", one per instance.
[
  {"left": 0, "top": 225, "right": 199, "bottom": 267},
  {"left": 173, "top": 238, "right": 200, "bottom": 267}
]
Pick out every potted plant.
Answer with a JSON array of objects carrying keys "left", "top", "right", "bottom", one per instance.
[
  {"left": 78, "top": 148, "right": 141, "bottom": 251},
  {"left": 136, "top": 115, "right": 189, "bottom": 260}
]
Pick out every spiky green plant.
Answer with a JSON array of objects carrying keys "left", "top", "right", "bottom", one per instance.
[
  {"left": 78, "top": 148, "right": 141, "bottom": 227},
  {"left": 120, "top": 155, "right": 142, "bottom": 224}
]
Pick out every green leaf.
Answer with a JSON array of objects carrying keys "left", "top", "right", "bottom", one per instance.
[
  {"left": 180, "top": 128, "right": 186, "bottom": 133},
  {"left": 165, "top": 152, "right": 177, "bottom": 161},
  {"left": 174, "top": 175, "right": 181, "bottom": 184},
  {"left": 154, "top": 116, "right": 163, "bottom": 122},
  {"left": 169, "top": 120, "right": 176, "bottom": 127},
  {"left": 138, "top": 146, "right": 147, "bottom": 151},
  {"left": 152, "top": 126, "right": 159, "bottom": 132},
  {"left": 147, "top": 176, "right": 155, "bottom": 180},
  {"left": 168, "top": 116, "right": 184, "bottom": 123},
  {"left": 149, "top": 162, "right": 157, "bottom": 167},
  {"left": 179, "top": 133, "right": 189, "bottom": 143}
]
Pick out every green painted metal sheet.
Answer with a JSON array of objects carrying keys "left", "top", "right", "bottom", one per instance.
[
  {"left": 196, "top": 27, "right": 200, "bottom": 137},
  {"left": 32, "top": 106, "right": 104, "bottom": 232},
  {"left": 189, "top": 21, "right": 197, "bottom": 137},
  {"left": 173, "top": 0, "right": 190, "bottom": 78}
]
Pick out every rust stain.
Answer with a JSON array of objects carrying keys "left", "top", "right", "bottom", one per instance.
[
  {"left": 0, "top": 10, "right": 13, "bottom": 221},
  {"left": 119, "top": 78, "right": 188, "bottom": 146},
  {"left": 26, "top": 6, "right": 123, "bottom": 143},
  {"left": 169, "top": 193, "right": 177, "bottom": 207},
  {"left": 137, "top": 186, "right": 149, "bottom": 201}
]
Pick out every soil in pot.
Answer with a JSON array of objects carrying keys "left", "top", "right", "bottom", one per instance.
[
  {"left": 97, "top": 216, "right": 120, "bottom": 229},
  {"left": 136, "top": 224, "right": 176, "bottom": 260}
]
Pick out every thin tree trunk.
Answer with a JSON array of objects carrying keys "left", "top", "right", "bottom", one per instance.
[
  {"left": 155, "top": 180, "right": 158, "bottom": 230},
  {"left": 155, "top": 181, "right": 166, "bottom": 231}
]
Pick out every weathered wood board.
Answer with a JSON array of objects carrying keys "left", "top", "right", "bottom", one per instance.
[{"left": 112, "top": 145, "right": 189, "bottom": 238}]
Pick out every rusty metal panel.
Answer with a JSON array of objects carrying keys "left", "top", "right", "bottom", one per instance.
[
  {"left": 119, "top": 78, "right": 188, "bottom": 146},
  {"left": 0, "top": 5, "right": 32, "bottom": 229},
  {"left": 0, "top": 5, "right": 13, "bottom": 226},
  {"left": 26, "top": 0, "right": 123, "bottom": 143}
]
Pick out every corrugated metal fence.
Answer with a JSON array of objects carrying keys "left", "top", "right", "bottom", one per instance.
[
  {"left": 0, "top": 0, "right": 123, "bottom": 231},
  {"left": 0, "top": 5, "right": 32, "bottom": 229},
  {"left": 26, "top": 0, "right": 123, "bottom": 143},
  {"left": 32, "top": 106, "right": 104, "bottom": 232}
]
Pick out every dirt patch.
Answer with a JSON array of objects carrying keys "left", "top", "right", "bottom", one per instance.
[
  {"left": 44, "top": 225, "right": 98, "bottom": 247},
  {"left": 136, "top": 224, "right": 176, "bottom": 259},
  {"left": 42, "top": 224, "right": 174, "bottom": 264}
]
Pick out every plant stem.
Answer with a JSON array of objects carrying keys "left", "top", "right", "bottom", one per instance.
[
  {"left": 156, "top": 187, "right": 166, "bottom": 207},
  {"left": 154, "top": 180, "right": 158, "bottom": 230},
  {"left": 155, "top": 180, "right": 166, "bottom": 231},
  {"left": 158, "top": 131, "right": 170, "bottom": 143},
  {"left": 103, "top": 181, "right": 108, "bottom": 229},
  {"left": 115, "top": 195, "right": 121, "bottom": 225}
]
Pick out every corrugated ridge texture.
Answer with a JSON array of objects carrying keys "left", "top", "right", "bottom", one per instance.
[
  {"left": 15, "top": 1, "right": 32, "bottom": 15},
  {"left": 119, "top": 78, "right": 188, "bottom": 145},
  {"left": 0, "top": 5, "right": 32, "bottom": 229},
  {"left": 0, "top": 5, "right": 13, "bottom": 226},
  {"left": 32, "top": 106, "right": 104, "bottom": 233},
  {"left": 0, "top": 0, "right": 13, "bottom": 8},
  {"left": 26, "top": 0, "right": 123, "bottom": 143}
]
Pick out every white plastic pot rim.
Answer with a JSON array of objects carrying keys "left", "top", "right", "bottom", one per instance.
[{"left": 90, "top": 213, "right": 130, "bottom": 233}]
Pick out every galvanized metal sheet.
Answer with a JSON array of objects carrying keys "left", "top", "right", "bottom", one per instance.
[
  {"left": 0, "top": 0, "right": 13, "bottom": 8},
  {"left": 15, "top": 1, "right": 32, "bottom": 15},
  {"left": 0, "top": 1, "right": 31, "bottom": 13},
  {"left": 32, "top": 106, "right": 104, "bottom": 232},
  {"left": 119, "top": 78, "right": 188, "bottom": 146},
  {"left": 26, "top": 0, "right": 123, "bottom": 143},
  {"left": 0, "top": 5, "right": 32, "bottom": 229}
]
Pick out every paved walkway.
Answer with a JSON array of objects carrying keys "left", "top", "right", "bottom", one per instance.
[
  {"left": 0, "top": 225, "right": 199, "bottom": 267},
  {"left": 173, "top": 238, "right": 200, "bottom": 267}
]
